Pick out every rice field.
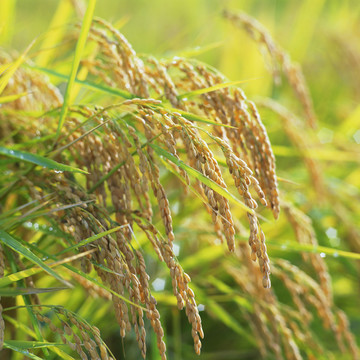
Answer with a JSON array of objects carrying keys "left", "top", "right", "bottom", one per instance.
[{"left": 0, "top": 1, "right": 359, "bottom": 359}]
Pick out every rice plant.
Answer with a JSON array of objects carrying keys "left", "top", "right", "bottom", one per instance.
[{"left": 0, "top": 1, "right": 359, "bottom": 359}]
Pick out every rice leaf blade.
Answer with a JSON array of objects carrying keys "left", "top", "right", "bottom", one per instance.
[
  {"left": 0, "top": 146, "right": 88, "bottom": 173},
  {"left": 0, "top": 229, "right": 71, "bottom": 287},
  {"left": 0, "top": 287, "right": 67, "bottom": 296},
  {"left": 3, "top": 343, "right": 44, "bottom": 360},
  {"left": 0, "top": 40, "right": 35, "bottom": 95},
  {"left": 177, "top": 78, "right": 259, "bottom": 99},
  {"left": 150, "top": 143, "right": 253, "bottom": 214},
  {"left": 0, "top": 92, "right": 29, "bottom": 104},
  {"left": 56, "top": 225, "right": 126, "bottom": 256},
  {"left": 56, "top": 0, "right": 97, "bottom": 140}
]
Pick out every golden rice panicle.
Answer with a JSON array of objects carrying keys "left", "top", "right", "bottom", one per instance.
[
  {"left": 256, "top": 98, "right": 325, "bottom": 198},
  {"left": 71, "top": 272, "right": 112, "bottom": 300},
  {"left": 233, "top": 89, "right": 280, "bottom": 219},
  {"left": 141, "top": 113, "right": 175, "bottom": 245},
  {"left": 174, "top": 115, "right": 236, "bottom": 252},
  {"left": 109, "top": 236, "right": 148, "bottom": 358},
  {"left": 215, "top": 135, "right": 270, "bottom": 286},
  {"left": 158, "top": 112, "right": 190, "bottom": 186},
  {"left": 87, "top": 18, "right": 149, "bottom": 97},
  {"left": 146, "top": 57, "right": 183, "bottom": 108},
  {"left": 282, "top": 203, "right": 332, "bottom": 301},
  {"left": 247, "top": 100, "right": 279, "bottom": 217},
  {"left": 135, "top": 250, "right": 166, "bottom": 359},
  {"left": 337, "top": 310, "right": 360, "bottom": 360},
  {"left": 230, "top": 245, "right": 336, "bottom": 359},
  {"left": 42, "top": 114, "right": 168, "bottom": 359},
  {"left": 226, "top": 263, "right": 302, "bottom": 360},
  {"left": 0, "top": 52, "right": 63, "bottom": 112},
  {"left": 127, "top": 125, "right": 153, "bottom": 219},
  {"left": 135, "top": 214, "right": 203, "bottom": 354},
  {"left": 161, "top": 242, "right": 203, "bottom": 354},
  {"left": 147, "top": 295, "right": 167, "bottom": 360},
  {"left": 224, "top": 10, "right": 317, "bottom": 129},
  {"left": 274, "top": 259, "right": 354, "bottom": 356},
  {"left": 164, "top": 58, "right": 279, "bottom": 219},
  {"left": 42, "top": 175, "right": 136, "bottom": 341},
  {"left": 35, "top": 308, "right": 112, "bottom": 360},
  {"left": 133, "top": 217, "right": 164, "bottom": 262},
  {"left": 196, "top": 140, "right": 236, "bottom": 252},
  {"left": 243, "top": 311, "right": 268, "bottom": 359},
  {"left": 272, "top": 266, "right": 312, "bottom": 325}
]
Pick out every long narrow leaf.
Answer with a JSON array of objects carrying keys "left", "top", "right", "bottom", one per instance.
[
  {"left": 0, "top": 287, "right": 67, "bottom": 297},
  {"left": 0, "top": 146, "right": 88, "bottom": 173},
  {"left": 0, "top": 230, "right": 71, "bottom": 287},
  {"left": 150, "top": 144, "right": 253, "bottom": 214},
  {"left": 3, "top": 343, "right": 43, "bottom": 360},
  {"left": 10, "top": 238, "right": 147, "bottom": 310},
  {"left": 163, "top": 107, "right": 236, "bottom": 128},
  {"left": 0, "top": 249, "right": 96, "bottom": 287},
  {"left": 268, "top": 240, "right": 360, "bottom": 260},
  {"left": 56, "top": 0, "right": 97, "bottom": 140},
  {"left": 36, "top": 0, "right": 73, "bottom": 67},
  {"left": 177, "top": 78, "right": 259, "bottom": 99},
  {"left": 56, "top": 225, "right": 126, "bottom": 256},
  {"left": 3, "top": 315, "right": 37, "bottom": 339},
  {"left": 0, "top": 40, "right": 35, "bottom": 95},
  {"left": 29, "top": 66, "right": 134, "bottom": 99},
  {"left": 0, "top": 92, "right": 29, "bottom": 104},
  {"left": 5, "top": 340, "right": 65, "bottom": 350},
  {"left": 0, "top": 0, "right": 16, "bottom": 44}
]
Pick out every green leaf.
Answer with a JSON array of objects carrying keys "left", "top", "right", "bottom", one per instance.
[
  {"left": 150, "top": 143, "right": 253, "bottom": 214},
  {"left": 47, "top": 347, "right": 76, "bottom": 360},
  {"left": 3, "top": 314, "right": 37, "bottom": 339},
  {"left": 35, "top": 0, "right": 74, "bottom": 67},
  {"left": 0, "top": 0, "right": 16, "bottom": 44},
  {"left": 190, "top": 284, "right": 256, "bottom": 345},
  {"left": 272, "top": 145, "right": 360, "bottom": 163},
  {"left": 0, "top": 248, "right": 95, "bottom": 288},
  {"left": 164, "top": 108, "right": 236, "bottom": 128},
  {"left": 0, "top": 287, "right": 67, "bottom": 296},
  {"left": 0, "top": 267, "right": 42, "bottom": 288},
  {"left": 5, "top": 340, "right": 65, "bottom": 350},
  {"left": 29, "top": 66, "right": 134, "bottom": 99},
  {"left": 182, "top": 245, "right": 224, "bottom": 270},
  {"left": 56, "top": 0, "right": 97, "bottom": 140},
  {"left": 207, "top": 276, "right": 253, "bottom": 311},
  {"left": 11, "top": 237, "right": 147, "bottom": 311},
  {"left": 3, "top": 342, "right": 44, "bottom": 360},
  {"left": 176, "top": 41, "right": 224, "bottom": 58},
  {"left": 0, "top": 40, "right": 35, "bottom": 95},
  {"left": 0, "top": 92, "right": 29, "bottom": 104},
  {"left": 56, "top": 224, "right": 126, "bottom": 256},
  {"left": 9, "top": 134, "right": 56, "bottom": 149},
  {"left": 0, "top": 230, "right": 71, "bottom": 287},
  {"left": 177, "top": 78, "right": 259, "bottom": 99},
  {"left": 0, "top": 146, "right": 88, "bottom": 173},
  {"left": 268, "top": 240, "right": 360, "bottom": 260},
  {"left": 206, "top": 298, "right": 255, "bottom": 342}
]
